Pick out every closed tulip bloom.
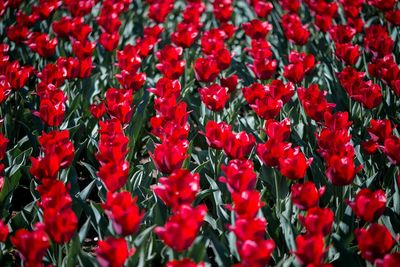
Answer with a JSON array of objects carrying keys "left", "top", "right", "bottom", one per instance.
[
  {"left": 237, "top": 239, "right": 275, "bottom": 267},
  {"left": 194, "top": 58, "right": 220, "bottom": 83},
  {"left": 96, "top": 237, "right": 132, "bottom": 267},
  {"left": 291, "top": 182, "right": 325, "bottom": 210},
  {"left": 278, "top": 147, "right": 313, "bottom": 180},
  {"left": 230, "top": 190, "right": 264, "bottom": 219},
  {"left": 299, "top": 207, "right": 334, "bottom": 236},
  {"left": 11, "top": 224, "right": 50, "bottom": 267},
  {"left": 150, "top": 139, "right": 188, "bottom": 174},
  {"left": 325, "top": 155, "right": 362, "bottom": 186},
  {"left": 295, "top": 234, "right": 328, "bottom": 266},
  {"left": 223, "top": 131, "right": 255, "bottom": 159},
  {"left": 0, "top": 220, "right": 9, "bottom": 242},
  {"left": 43, "top": 208, "right": 78, "bottom": 244},
  {"left": 98, "top": 161, "right": 129, "bottom": 192},
  {"left": 383, "top": 136, "right": 400, "bottom": 165},
  {"left": 152, "top": 169, "right": 200, "bottom": 210},
  {"left": 242, "top": 19, "right": 272, "bottom": 39},
  {"left": 102, "top": 191, "right": 143, "bottom": 236},
  {"left": 376, "top": 253, "right": 400, "bottom": 267},
  {"left": 99, "top": 32, "right": 120, "bottom": 51},
  {"left": 348, "top": 188, "right": 386, "bottom": 222},
  {"left": 203, "top": 120, "right": 232, "bottom": 150},
  {"left": 220, "top": 159, "right": 257, "bottom": 193},
  {"left": 355, "top": 224, "right": 394, "bottom": 263},
  {"left": 154, "top": 205, "right": 207, "bottom": 252},
  {"left": 199, "top": 84, "right": 229, "bottom": 111},
  {"left": 38, "top": 130, "right": 74, "bottom": 169}
]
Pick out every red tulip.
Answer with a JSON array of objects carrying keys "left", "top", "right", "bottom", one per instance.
[
  {"left": 37, "top": 89, "right": 66, "bottom": 126},
  {"left": 154, "top": 205, "right": 207, "bottom": 252},
  {"left": 281, "top": 14, "right": 310, "bottom": 45},
  {"left": 98, "top": 161, "right": 129, "bottom": 192},
  {"left": 36, "top": 180, "right": 72, "bottom": 211},
  {"left": 0, "top": 77, "right": 11, "bottom": 103},
  {"left": 213, "top": 0, "right": 233, "bottom": 22},
  {"left": 199, "top": 84, "right": 229, "bottom": 111},
  {"left": 147, "top": 78, "right": 181, "bottom": 99},
  {"left": 291, "top": 181, "right": 325, "bottom": 210},
  {"left": 298, "top": 84, "right": 335, "bottom": 121},
  {"left": 148, "top": 1, "right": 174, "bottom": 23},
  {"left": 348, "top": 188, "right": 386, "bottom": 222},
  {"left": 194, "top": 58, "right": 220, "bottom": 83},
  {"left": 279, "top": 147, "right": 312, "bottom": 180},
  {"left": 97, "top": 13, "right": 122, "bottom": 34},
  {"left": 52, "top": 16, "right": 73, "bottom": 38},
  {"left": 253, "top": 1, "right": 273, "bottom": 18},
  {"left": 257, "top": 140, "right": 292, "bottom": 167},
  {"left": 221, "top": 74, "right": 238, "bottom": 93},
  {"left": 223, "top": 131, "right": 255, "bottom": 159},
  {"left": 43, "top": 207, "right": 77, "bottom": 244},
  {"left": 11, "top": 224, "right": 50, "bottom": 267},
  {"left": 30, "top": 154, "right": 60, "bottom": 181},
  {"left": 152, "top": 169, "right": 200, "bottom": 210},
  {"left": 364, "top": 25, "right": 394, "bottom": 59},
  {"left": 6, "top": 24, "right": 29, "bottom": 43},
  {"left": 38, "top": 130, "right": 74, "bottom": 169},
  {"left": 27, "top": 33, "right": 58, "bottom": 58},
  {"left": 96, "top": 237, "right": 132, "bottom": 267},
  {"left": 0, "top": 133, "right": 8, "bottom": 161},
  {"left": 325, "top": 155, "right": 362, "bottom": 186},
  {"left": 295, "top": 234, "right": 328, "bottom": 266},
  {"left": 376, "top": 253, "right": 400, "bottom": 267},
  {"left": 150, "top": 139, "right": 188, "bottom": 174},
  {"left": 383, "top": 136, "right": 400, "bottom": 165},
  {"left": 335, "top": 43, "right": 360, "bottom": 65},
  {"left": 242, "top": 19, "right": 272, "bottom": 39},
  {"left": 171, "top": 23, "right": 199, "bottom": 48},
  {"left": 72, "top": 40, "right": 96, "bottom": 60},
  {"left": 248, "top": 59, "right": 277, "bottom": 80},
  {"left": 236, "top": 239, "right": 275, "bottom": 267},
  {"left": 230, "top": 190, "right": 264, "bottom": 219},
  {"left": 299, "top": 207, "right": 334, "bottom": 236},
  {"left": 99, "top": 32, "right": 120, "bottom": 51},
  {"left": 0, "top": 219, "right": 9, "bottom": 242},
  {"left": 329, "top": 25, "right": 356, "bottom": 44},
  {"left": 220, "top": 159, "right": 257, "bottom": 193},
  {"left": 264, "top": 118, "right": 291, "bottom": 141},
  {"left": 355, "top": 224, "right": 394, "bottom": 263},
  {"left": 102, "top": 191, "right": 143, "bottom": 236},
  {"left": 70, "top": 18, "right": 92, "bottom": 41},
  {"left": 90, "top": 102, "right": 106, "bottom": 119},
  {"left": 203, "top": 120, "right": 232, "bottom": 150},
  {"left": 279, "top": 0, "right": 300, "bottom": 13},
  {"left": 105, "top": 88, "right": 134, "bottom": 125},
  {"left": 6, "top": 61, "right": 33, "bottom": 90}
]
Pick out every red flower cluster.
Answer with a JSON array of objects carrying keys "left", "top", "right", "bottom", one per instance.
[
  {"left": 316, "top": 111, "right": 362, "bottom": 185},
  {"left": 221, "top": 152, "right": 275, "bottom": 267},
  {"left": 96, "top": 119, "right": 129, "bottom": 192},
  {"left": 347, "top": 188, "right": 386, "bottom": 222},
  {"left": 284, "top": 51, "right": 316, "bottom": 84},
  {"left": 243, "top": 80, "right": 294, "bottom": 120},
  {"left": 29, "top": 130, "right": 77, "bottom": 245},
  {"left": 11, "top": 223, "right": 50, "bottom": 267},
  {"left": 337, "top": 67, "right": 382, "bottom": 109},
  {"left": 257, "top": 118, "right": 312, "bottom": 180}
]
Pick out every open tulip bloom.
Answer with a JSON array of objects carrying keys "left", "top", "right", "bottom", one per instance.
[{"left": 0, "top": 0, "right": 400, "bottom": 266}]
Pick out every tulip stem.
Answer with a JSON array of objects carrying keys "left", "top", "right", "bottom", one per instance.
[{"left": 274, "top": 170, "right": 280, "bottom": 213}]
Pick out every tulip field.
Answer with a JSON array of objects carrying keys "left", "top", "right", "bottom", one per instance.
[{"left": 1, "top": 0, "right": 400, "bottom": 266}]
